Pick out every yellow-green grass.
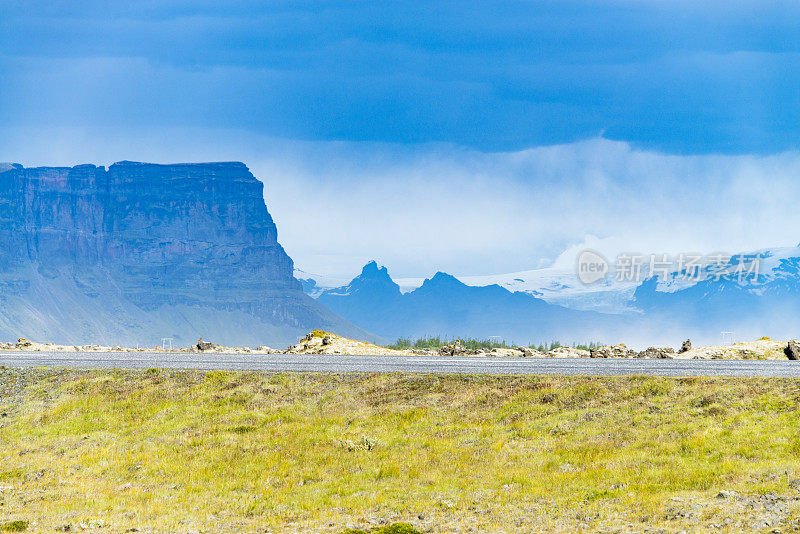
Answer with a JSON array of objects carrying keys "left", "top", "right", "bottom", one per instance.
[
  {"left": 310, "top": 330, "right": 333, "bottom": 338},
  {"left": 1, "top": 369, "right": 800, "bottom": 533}
]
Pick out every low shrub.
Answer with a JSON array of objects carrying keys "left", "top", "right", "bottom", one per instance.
[
  {"left": 1, "top": 521, "right": 28, "bottom": 532},
  {"left": 340, "top": 523, "right": 421, "bottom": 534}
]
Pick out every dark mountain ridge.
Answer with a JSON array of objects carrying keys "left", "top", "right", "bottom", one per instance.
[
  {"left": 318, "top": 261, "right": 622, "bottom": 344},
  {"left": 0, "top": 161, "right": 371, "bottom": 346}
]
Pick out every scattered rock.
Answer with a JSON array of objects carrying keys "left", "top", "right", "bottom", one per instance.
[
  {"left": 716, "top": 490, "right": 734, "bottom": 499},
  {"left": 784, "top": 340, "right": 800, "bottom": 361},
  {"left": 1, "top": 333, "right": 794, "bottom": 361},
  {"left": 439, "top": 341, "right": 509, "bottom": 356}
]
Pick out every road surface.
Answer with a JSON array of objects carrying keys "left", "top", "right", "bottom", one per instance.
[{"left": 1, "top": 351, "right": 799, "bottom": 377}]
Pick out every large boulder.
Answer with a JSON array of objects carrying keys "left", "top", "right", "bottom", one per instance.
[
  {"left": 439, "top": 341, "right": 466, "bottom": 356},
  {"left": 784, "top": 340, "right": 800, "bottom": 361},
  {"left": 548, "top": 346, "right": 590, "bottom": 358},
  {"left": 196, "top": 337, "right": 216, "bottom": 352},
  {"left": 678, "top": 339, "right": 692, "bottom": 353},
  {"left": 488, "top": 347, "right": 527, "bottom": 357},
  {"left": 589, "top": 344, "right": 635, "bottom": 358},
  {"left": 517, "top": 346, "right": 534, "bottom": 357},
  {"left": 285, "top": 332, "right": 406, "bottom": 355},
  {"left": 635, "top": 347, "right": 676, "bottom": 359}
]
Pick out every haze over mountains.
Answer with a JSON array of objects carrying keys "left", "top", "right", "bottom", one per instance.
[
  {"left": 316, "top": 261, "right": 620, "bottom": 345},
  {"left": 305, "top": 248, "right": 800, "bottom": 347},
  {"left": 3, "top": 159, "right": 800, "bottom": 349},
  {"left": 0, "top": 161, "right": 369, "bottom": 347},
  {"left": 631, "top": 247, "right": 800, "bottom": 343}
]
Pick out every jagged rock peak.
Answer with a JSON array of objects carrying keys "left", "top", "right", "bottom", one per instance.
[
  {"left": 360, "top": 260, "right": 391, "bottom": 279},
  {"left": 423, "top": 271, "right": 463, "bottom": 287}
]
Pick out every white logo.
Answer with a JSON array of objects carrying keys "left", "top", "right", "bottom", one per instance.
[{"left": 576, "top": 249, "right": 608, "bottom": 284}]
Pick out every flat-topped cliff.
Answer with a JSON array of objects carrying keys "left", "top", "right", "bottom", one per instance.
[{"left": 0, "top": 161, "right": 371, "bottom": 346}]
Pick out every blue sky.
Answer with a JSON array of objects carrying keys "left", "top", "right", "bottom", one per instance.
[{"left": 2, "top": 1, "right": 799, "bottom": 277}]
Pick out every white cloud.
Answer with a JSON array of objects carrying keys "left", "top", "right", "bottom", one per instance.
[{"left": 2, "top": 127, "right": 800, "bottom": 279}]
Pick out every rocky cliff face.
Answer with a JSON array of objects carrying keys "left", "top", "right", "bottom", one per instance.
[{"left": 0, "top": 161, "right": 371, "bottom": 346}]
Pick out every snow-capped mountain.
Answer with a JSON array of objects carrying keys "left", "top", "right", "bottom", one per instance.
[
  {"left": 649, "top": 246, "right": 800, "bottom": 295},
  {"left": 296, "top": 244, "right": 800, "bottom": 346},
  {"left": 631, "top": 246, "right": 800, "bottom": 341},
  {"left": 299, "top": 246, "right": 800, "bottom": 311},
  {"left": 298, "top": 263, "right": 639, "bottom": 314}
]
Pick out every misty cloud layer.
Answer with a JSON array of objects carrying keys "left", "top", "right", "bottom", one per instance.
[{"left": 3, "top": 128, "right": 799, "bottom": 279}]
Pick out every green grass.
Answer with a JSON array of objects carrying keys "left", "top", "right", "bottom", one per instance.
[
  {"left": 1, "top": 369, "right": 800, "bottom": 532},
  {"left": 310, "top": 329, "right": 333, "bottom": 338}
]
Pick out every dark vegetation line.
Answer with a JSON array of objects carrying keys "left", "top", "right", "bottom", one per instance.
[{"left": 387, "top": 336, "right": 601, "bottom": 352}]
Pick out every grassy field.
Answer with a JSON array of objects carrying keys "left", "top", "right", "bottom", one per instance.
[{"left": 1, "top": 369, "right": 800, "bottom": 533}]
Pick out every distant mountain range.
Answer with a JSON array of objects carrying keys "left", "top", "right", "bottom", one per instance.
[
  {"left": 0, "top": 161, "right": 370, "bottom": 347},
  {"left": 316, "top": 261, "right": 623, "bottom": 345},
  {"left": 303, "top": 247, "right": 800, "bottom": 346},
  {"left": 4, "top": 159, "right": 798, "bottom": 348}
]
